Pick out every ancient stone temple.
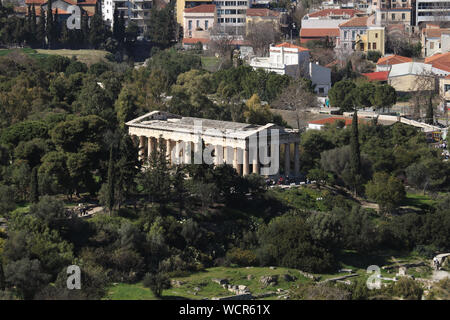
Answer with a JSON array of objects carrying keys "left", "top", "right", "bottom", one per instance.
[{"left": 126, "top": 111, "right": 300, "bottom": 176}]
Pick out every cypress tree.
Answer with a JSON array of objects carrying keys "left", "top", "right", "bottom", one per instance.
[
  {"left": 106, "top": 147, "right": 115, "bottom": 215},
  {"left": 113, "top": 7, "right": 119, "bottom": 39},
  {"left": 31, "top": 4, "right": 37, "bottom": 42},
  {"left": 46, "top": 0, "right": 53, "bottom": 47},
  {"left": 53, "top": 8, "right": 59, "bottom": 46},
  {"left": 81, "top": 11, "right": 90, "bottom": 47},
  {"left": 60, "top": 20, "right": 70, "bottom": 46},
  {"left": 118, "top": 10, "right": 125, "bottom": 43},
  {"left": 350, "top": 109, "right": 361, "bottom": 195},
  {"left": 25, "top": 5, "right": 31, "bottom": 43},
  {"left": 30, "top": 166, "right": 39, "bottom": 203},
  {"left": 37, "top": 12, "right": 46, "bottom": 47},
  {"left": 425, "top": 95, "right": 434, "bottom": 125},
  {"left": 89, "top": 0, "right": 106, "bottom": 48}
]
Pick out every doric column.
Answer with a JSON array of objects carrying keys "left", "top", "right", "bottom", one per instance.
[
  {"left": 184, "top": 141, "right": 191, "bottom": 164},
  {"left": 284, "top": 143, "right": 290, "bottom": 176},
  {"left": 214, "top": 145, "right": 223, "bottom": 166},
  {"left": 243, "top": 148, "right": 249, "bottom": 175},
  {"left": 252, "top": 151, "right": 259, "bottom": 174},
  {"left": 175, "top": 141, "right": 181, "bottom": 164},
  {"left": 148, "top": 137, "right": 154, "bottom": 160},
  {"left": 233, "top": 147, "right": 241, "bottom": 175},
  {"left": 138, "top": 136, "right": 145, "bottom": 162},
  {"left": 224, "top": 146, "right": 232, "bottom": 164},
  {"left": 294, "top": 142, "right": 300, "bottom": 176},
  {"left": 193, "top": 140, "right": 202, "bottom": 164},
  {"left": 166, "top": 139, "right": 171, "bottom": 163}
]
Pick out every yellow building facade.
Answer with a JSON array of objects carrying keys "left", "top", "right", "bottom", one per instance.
[{"left": 356, "top": 27, "right": 385, "bottom": 55}]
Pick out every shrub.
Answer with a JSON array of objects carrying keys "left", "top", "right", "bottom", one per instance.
[
  {"left": 226, "top": 247, "right": 257, "bottom": 267},
  {"left": 392, "top": 277, "right": 423, "bottom": 300},
  {"left": 257, "top": 213, "right": 337, "bottom": 273},
  {"left": 143, "top": 272, "right": 171, "bottom": 298}
]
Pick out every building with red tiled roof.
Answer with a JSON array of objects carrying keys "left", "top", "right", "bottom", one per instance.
[
  {"left": 274, "top": 42, "right": 309, "bottom": 52},
  {"left": 376, "top": 55, "right": 413, "bottom": 72},
  {"left": 308, "top": 8, "right": 362, "bottom": 18},
  {"left": 299, "top": 28, "right": 339, "bottom": 44},
  {"left": 184, "top": 4, "right": 216, "bottom": 13},
  {"left": 421, "top": 26, "right": 450, "bottom": 57},
  {"left": 339, "top": 16, "right": 369, "bottom": 28},
  {"left": 307, "top": 116, "right": 368, "bottom": 130},
  {"left": 19, "top": 0, "right": 97, "bottom": 21},
  {"left": 362, "top": 71, "right": 389, "bottom": 82},
  {"left": 300, "top": 8, "right": 362, "bottom": 44},
  {"left": 377, "top": 54, "right": 413, "bottom": 65},
  {"left": 424, "top": 52, "right": 450, "bottom": 64},
  {"left": 424, "top": 53, "right": 450, "bottom": 73},
  {"left": 337, "top": 15, "right": 385, "bottom": 55},
  {"left": 182, "top": 38, "right": 210, "bottom": 44},
  {"left": 183, "top": 4, "right": 216, "bottom": 39}
]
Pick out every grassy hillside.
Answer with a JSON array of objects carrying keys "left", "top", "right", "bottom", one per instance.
[
  {"left": 105, "top": 266, "right": 313, "bottom": 300},
  {"left": 36, "top": 49, "right": 109, "bottom": 65},
  {"left": 104, "top": 252, "right": 433, "bottom": 300}
]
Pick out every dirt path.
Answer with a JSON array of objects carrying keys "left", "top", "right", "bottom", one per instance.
[{"left": 78, "top": 206, "right": 103, "bottom": 218}]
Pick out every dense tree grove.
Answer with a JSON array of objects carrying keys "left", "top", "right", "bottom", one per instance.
[{"left": 328, "top": 80, "right": 396, "bottom": 112}]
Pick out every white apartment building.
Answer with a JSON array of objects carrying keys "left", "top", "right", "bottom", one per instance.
[
  {"left": 416, "top": 0, "right": 450, "bottom": 25},
  {"left": 103, "top": 0, "right": 152, "bottom": 34},
  {"left": 249, "top": 43, "right": 331, "bottom": 95},
  {"left": 213, "top": 0, "right": 249, "bottom": 35}
]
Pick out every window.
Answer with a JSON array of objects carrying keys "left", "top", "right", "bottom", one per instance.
[
  {"left": 205, "top": 20, "right": 209, "bottom": 29},
  {"left": 352, "top": 31, "right": 356, "bottom": 39},
  {"left": 445, "top": 84, "right": 450, "bottom": 92},
  {"left": 318, "top": 87, "right": 324, "bottom": 94},
  {"left": 360, "top": 43, "right": 364, "bottom": 50},
  {"left": 392, "top": 13, "right": 395, "bottom": 20},
  {"left": 373, "top": 42, "right": 377, "bottom": 50},
  {"left": 402, "top": 13, "right": 406, "bottom": 20},
  {"left": 368, "top": 43, "right": 371, "bottom": 49},
  {"left": 430, "top": 42, "right": 434, "bottom": 49},
  {"left": 188, "top": 20, "right": 192, "bottom": 30},
  {"left": 375, "top": 33, "right": 378, "bottom": 38},
  {"left": 381, "top": 13, "right": 385, "bottom": 20},
  {"left": 196, "top": 20, "right": 200, "bottom": 28}
]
